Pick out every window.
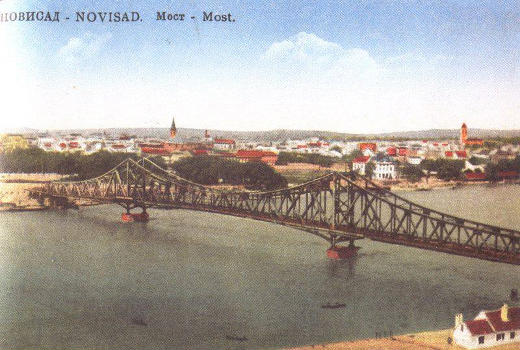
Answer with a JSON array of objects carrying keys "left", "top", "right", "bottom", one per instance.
[
  {"left": 478, "top": 336, "right": 485, "bottom": 344},
  {"left": 496, "top": 333, "right": 505, "bottom": 341},
  {"left": 511, "top": 331, "right": 515, "bottom": 339}
]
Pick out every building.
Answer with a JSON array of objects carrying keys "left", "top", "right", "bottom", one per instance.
[
  {"left": 359, "top": 142, "right": 377, "bottom": 153},
  {"left": 460, "top": 123, "right": 484, "bottom": 147},
  {"left": 352, "top": 156, "right": 370, "bottom": 175},
  {"left": 213, "top": 138, "right": 236, "bottom": 151},
  {"left": 373, "top": 156, "right": 397, "bottom": 180},
  {"left": 453, "top": 304, "right": 520, "bottom": 349},
  {"left": 235, "top": 150, "right": 278, "bottom": 165}
]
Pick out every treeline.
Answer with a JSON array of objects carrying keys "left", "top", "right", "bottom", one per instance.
[
  {"left": 0, "top": 147, "right": 166, "bottom": 180},
  {"left": 420, "top": 159, "right": 466, "bottom": 180},
  {"left": 486, "top": 157, "right": 520, "bottom": 181},
  {"left": 173, "top": 156, "right": 287, "bottom": 190},
  {"left": 275, "top": 152, "right": 336, "bottom": 167}
]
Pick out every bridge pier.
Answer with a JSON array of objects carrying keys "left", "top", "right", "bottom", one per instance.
[
  {"left": 121, "top": 205, "right": 149, "bottom": 223},
  {"left": 326, "top": 238, "right": 360, "bottom": 259}
]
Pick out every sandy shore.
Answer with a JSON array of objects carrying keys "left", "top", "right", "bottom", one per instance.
[
  {"left": 0, "top": 173, "right": 67, "bottom": 211},
  {"left": 289, "top": 329, "right": 518, "bottom": 350}
]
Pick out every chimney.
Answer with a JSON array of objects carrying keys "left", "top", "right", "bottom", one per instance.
[
  {"left": 501, "top": 304, "right": 509, "bottom": 322},
  {"left": 455, "top": 313, "right": 464, "bottom": 328}
]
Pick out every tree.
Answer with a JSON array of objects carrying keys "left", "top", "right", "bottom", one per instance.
[
  {"left": 400, "top": 164, "right": 424, "bottom": 183},
  {"left": 365, "top": 161, "right": 375, "bottom": 179},
  {"left": 173, "top": 156, "right": 287, "bottom": 190}
]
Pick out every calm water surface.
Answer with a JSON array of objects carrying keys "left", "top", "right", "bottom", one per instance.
[{"left": 1, "top": 184, "right": 519, "bottom": 349}]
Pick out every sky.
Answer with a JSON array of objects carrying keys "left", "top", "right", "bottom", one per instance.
[{"left": 1, "top": 0, "right": 519, "bottom": 133}]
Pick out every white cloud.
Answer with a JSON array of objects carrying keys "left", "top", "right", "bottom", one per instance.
[
  {"left": 58, "top": 32, "right": 112, "bottom": 64},
  {"left": 262, "top": 32, "right": 379, "bottom": 82}
]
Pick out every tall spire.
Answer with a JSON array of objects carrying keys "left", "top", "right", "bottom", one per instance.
[{"left": 170, "top": 116, "right": 177, "bottom": 139}]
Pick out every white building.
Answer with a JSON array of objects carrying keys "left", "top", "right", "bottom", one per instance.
[
  {"left": 352, "top": 156, "right": 370, "bottom": 175},
  {"left": 213, "top": 138, "right": 236, "bottom": 151},
  {"left": 373, "top": 157, "right": 397, "bottom": 180},
  {"left": 453, "top": 304, "right": 520, "bottom": 349},
  {"left": 407, "top": 156, "right": 423, "bottom": 165}
]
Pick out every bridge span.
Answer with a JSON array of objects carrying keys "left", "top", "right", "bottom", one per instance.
[{"left": 29, "top": 157, "right": 520, "bottom": 265}]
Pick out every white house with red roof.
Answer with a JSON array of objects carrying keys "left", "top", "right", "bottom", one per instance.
[
  {"left": 352, "top": 156, "right": 370, "bottom": 175},
  {"left": 453, "top": 304, "right": 520, "bottom": 348},
  {"left": 213, "top": 138, "right": 236, "bottom": 151}
]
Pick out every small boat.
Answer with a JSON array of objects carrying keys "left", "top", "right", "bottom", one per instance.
[
  {"left": 131, "top": 317, "right": 147, "bottom": 326},
  {"left": 225, "top": 335, "right": 248, "bottom": 342},
  {"left": 417, "top": 187, "right": 431, "bottom": 191},
  {"left": 321, "top": 302, "right": 346, "bottom": 309}
]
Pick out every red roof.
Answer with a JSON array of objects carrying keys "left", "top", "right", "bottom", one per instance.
[
  {"left": 465, "top": 172, "right": 486, "bottom": 180},
  {"left": 387, "top": 147, "right": 397, "bottom": 156},
  {"left": 485, "top": 307, "right": 520, "bottom": 332},
  {"left": 353, "top": 156, "right": 370, "bottom": 163},
  {"left": 398, "top": 148, "right": 407, "bottom": 156},
  {"left": 112, "top": 144, "right": 125, "bottom": 149},
  {"left": 308, "top": 142, "right": 322, "bottom": 147},
  {"left": 192, "top": 149, "right": 208, "bottom": 155},
  {"left": 498, "top": 171, "right": 519, "bottom": 178},
  {"left": 445, "top": 151, "right": 453, "bottom": 157},
  {"left": 465, "top": 319, "right": 494, "bottom": 336},
  {"left": 455, "top": 151, "right": 467, "bottom": 158},
  {"left": 297, "top": 145, "right": 308, "bottom": 149},
  {"left": 214, "top": 138, "right": 235, "bottom": 144}
]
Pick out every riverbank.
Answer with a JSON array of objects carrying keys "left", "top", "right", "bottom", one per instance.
[
  {"left": 0, "top": 173, "right": 64, "bottom": 211},
  {"left": 289, "top": 329, "right": 518, "bottom": 350}
]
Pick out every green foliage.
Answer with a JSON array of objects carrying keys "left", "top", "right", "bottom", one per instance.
[
  {"left": 173, "top": 156, "right": 287, "bottom": 190},
  {"left": 400, "top": 163, "right": 424, "bottom": 183},
  {"left": 275, "top": 152, "right": 336, "bottom": 167},
  {"left": 468, "top": 156, "right": 486, "bottom": 166},
  {"left": 342, "top": 149, "right": 363, "bottom": 163},
  {"left": 329, "top": 145, "right": 343, "bottom": 154},
  {"left": 420, "top": 159, "right": 465, "bottom": 180},
  {"left": 365, "top": 161, "right": 375, "bottom": 179},
  {"left": 0, "top": 147, "right": 165, "bottom": 180},
  {"left": 485, "top": 156, "right": 520, "bottom": 181}
]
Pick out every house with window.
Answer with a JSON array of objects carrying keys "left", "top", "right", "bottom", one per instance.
[
  {"left": 373, "top": 155, "right": 397, "bottom": 180},
  {"left": 352, "top": 156, "right": 370, "bottom": 175},
  {"left": 453, "top": 304, "right": 520, "bottom": 349},
  {"left": 213, "top": 138, "right": 236, "bottom": 151}
]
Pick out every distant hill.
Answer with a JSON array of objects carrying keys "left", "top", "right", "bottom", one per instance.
[{"left": 10, "top": 127, "right": 520, "bottom": 142}]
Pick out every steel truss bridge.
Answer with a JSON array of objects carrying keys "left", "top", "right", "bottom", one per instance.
[{"left": 29, "top": 157, "right": 520, "bottom": 265}]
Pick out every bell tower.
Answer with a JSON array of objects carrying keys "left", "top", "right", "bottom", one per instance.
[{"left": 460, "top": 123, "right": 467, "bottom": 147}]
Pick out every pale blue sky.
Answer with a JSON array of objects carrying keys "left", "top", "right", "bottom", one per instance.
[{"left": 2, "top": 0, "right": 519, "bottom": 132}]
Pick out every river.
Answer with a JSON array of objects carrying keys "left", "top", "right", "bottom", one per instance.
[{"left": 1, "top": 184, "right": 519, "bottom": 349}]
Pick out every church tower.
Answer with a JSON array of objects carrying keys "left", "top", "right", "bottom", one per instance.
[
  {"left": 170, "top": 117, "right": 177, "bottom": 139},
  {"left": 460, "top": 123, "right": 467, "bottom": 147}
]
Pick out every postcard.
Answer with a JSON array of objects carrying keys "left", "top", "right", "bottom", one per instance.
[{"left": 1, "top": 1, "right": 519, "bottom": 349}]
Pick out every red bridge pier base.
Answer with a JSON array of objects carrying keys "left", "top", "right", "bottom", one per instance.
[
  {"left": 121, "top": 208, "right": 149, "bottom": 223},
  {"left": 326, "top": 239, "right": 360, "bottom": 259}
]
